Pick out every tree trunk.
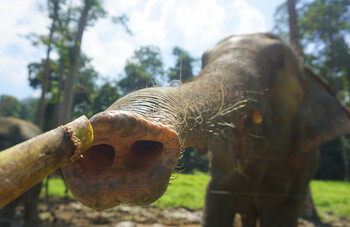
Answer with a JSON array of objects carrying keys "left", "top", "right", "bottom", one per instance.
[
  {"left": 287, "top": 0, "right": 303, "bottom": 58},
  {"left": 54, "top": 58, "right": 65, "bottom": 126},
  {"left": 37, "top": 0, "right": 60, "bottom": 129},
  {"left": 57, "top": 1, "right": 91, "bottom": 125}
]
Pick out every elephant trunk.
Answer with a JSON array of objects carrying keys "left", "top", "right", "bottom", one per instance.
[{"left": 62, "top": 54, "right": 261, "bottom": 211}]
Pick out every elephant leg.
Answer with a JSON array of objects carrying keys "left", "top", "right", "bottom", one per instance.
[
  {"left": 23, "top": 182, "right": 42, "bottom": 227},
  {"left": 260, "top": 199, "right": 301, "bottom": 227},
  {"left": 203, "top": 140, "right": 238, "bottom": 227},
  {"left": 300, "top": 185, "right": 320, "bottom": 222},
  {"left": 203, "top": 180, "right": 235, "bottom": 227},
  {"left": 0, "top": 196, "right": 22, "bottom": 227},
  {"left": 241, "top": 212, "right": 258, "bottom": 227}
]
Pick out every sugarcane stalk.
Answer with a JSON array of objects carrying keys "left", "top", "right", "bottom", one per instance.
[{"left": 0, "top": 115, "right": 93, "bottom": 208}]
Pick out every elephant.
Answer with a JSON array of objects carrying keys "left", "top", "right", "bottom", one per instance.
[
  {"left": 0, "top": 117, "right": 42, "bottom": 227},
  {"left": 61, "top": 33, "right": 350, "bottom": 227}
]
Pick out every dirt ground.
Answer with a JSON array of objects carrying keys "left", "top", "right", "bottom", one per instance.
[{"left": 8, "top": 198, "right": 350, "bottom": 227}]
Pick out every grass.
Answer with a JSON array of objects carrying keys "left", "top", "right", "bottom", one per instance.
[
  {"left": 41, "top": 173, "right": 350, "bottom": 220},
  {"left": 310, "top": 180, "right": 350, "bottom": 220},
  {"left": 41, "top": 177, "right": 74, "bottom": 199},
  {"left": 152, "top": 171, "right": 209, "bottom": 209}
]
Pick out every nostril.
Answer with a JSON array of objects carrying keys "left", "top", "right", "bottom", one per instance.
[
  {"left": 126, "top": 140, "right": 164, "bottom": 169},
  {"left": 131, "top": 140, "right": 163, "bottom": 154},
  {"left": 77, "top": 144, "right": 115, "bottom": 176}
]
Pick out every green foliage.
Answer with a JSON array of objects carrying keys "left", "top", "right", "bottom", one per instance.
[
  {"left": 272, "top": 1, "right": 290, "bottom": 42},
  {"left": 28, "top": 52, "right": 100, "bottom": 129},
  {"left": 119, "top": 46, "right": 165, "bottom": 95},
  {"left": 19, "top": 98, "right": 39, "bottom": 123},
  {"left": 72, "top": 55, "right": 99, "bottom": 118},
  {"left": 112, "top": 14, "right": 133, "bottom": 35},
  {"left": 119, "top": 63, "right": 155, "bottom": 94},
  {"left": 26, "top": 0, "right": 131, "bottom": 127},
  {"left": 317, "top": 138, "right": 345, "bottom": 180},
  {"left": 299, "top": 0, "right": 350, "bottom": 94},
  {"left": 178, "top": 147, "right": 209, "bottom": 173},
  {"left": 28, "top": 59, "right": 61, "bottom": 90},
  {"left": 0, "top": 95, "right": 22, "bottom": 118},
  {"left": 168, "top": 47, "right": 197, "bottom": 83},
  {"left": 273, "top": 0, "right": 350, "bottom": 93},
  {"left": 299, "top": 0, "right": 350, "bottom": 44},
  {"left": 27, "top": 62, "right": 44, "bottom": 89},
  {"left": 85, "top": 0, "right": 107, "bottom": 27},
  {"left": 0, "top": 96, "right": 38, "bottom": 124},
  {"left": 91, "top": 80, "right": 120, "bottom": 115}
]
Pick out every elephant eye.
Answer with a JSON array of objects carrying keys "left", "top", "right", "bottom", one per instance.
[{"left": 252, "top": 110, "right": 263, "bottom": 124}]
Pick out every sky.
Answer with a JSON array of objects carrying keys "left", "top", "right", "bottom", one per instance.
[{"left": 0, "top": 0, "right": 284, "bottom": 100}]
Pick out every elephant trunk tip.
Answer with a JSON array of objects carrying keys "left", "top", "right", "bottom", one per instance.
[{"left": 62, "top": 110, "right": 181, "bottom": 210}]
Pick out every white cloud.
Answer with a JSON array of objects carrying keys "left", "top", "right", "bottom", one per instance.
[
  {"left": 0, "top": 0, "right": 49, "bottom": 99},
  {"left": 83, "top": 0, "right": 267, "bottom": 81},
  {"left": 0, "top": 0, "right": 268, "bottom": 99}
]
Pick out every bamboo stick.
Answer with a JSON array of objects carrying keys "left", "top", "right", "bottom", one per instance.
[{"left": 0, "top": 115, "right": 93, "bottom": 208}]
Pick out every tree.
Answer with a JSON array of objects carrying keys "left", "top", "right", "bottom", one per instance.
[
  {"left": 28, "top": 57, "right": 63, "bottom": 130},
  {"left": 287, "top": 0, "right": 303, "bottom": 57},
  {"left": 37, "top": 0, "right": 61, "bottom": 129},
  {"left": 168, "top": 47, "right": 197, "bottom": 83},
  {"left": 274, "top": 0, "right": 350, "bottom": 91},
  {"left": 28, "top": 0, "right": 132, "bottom": 129},
  {"left": 273, "top": 1, "right": 290, "bottom": 42},
  {"left": 119, "top": 46, "right": 164, "bottom": 95},
  {"left": 91, "top": 80, "right": 120, "bottom": 115},
  {"left": 28, "top": 53, "right": 100, "bottom": 130},
  {"left": 0, "top": 95, "right": 22, "bottom": 118},
  {"left": 20, "top": 98, "right": 39, "bottom": 123},
  {"left": 72, "top": 54, "right": 99, "bottom": 119},
  {"left": 299, "top": 0, "right": 350, "bottom": 93},
  {"left": 57, "top": 0, "right": 106, "bottom": 125}
]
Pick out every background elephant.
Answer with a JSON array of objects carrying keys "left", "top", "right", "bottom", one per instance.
[
  {"left": 61, "top": 33, "right": 350, "bottom": 227},
  {"left": 0, "top": 117, "right": 42, "bottom": 227}
]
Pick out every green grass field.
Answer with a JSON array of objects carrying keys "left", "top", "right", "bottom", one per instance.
[
  {"left": 310, "top": 180, "right": 350, "bottom": 220},
  {"left": 42, "top": 172, "right": 350, "bottom": 220}
]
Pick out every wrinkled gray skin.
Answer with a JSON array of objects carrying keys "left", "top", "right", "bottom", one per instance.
[
  {"left": 63, "top": 33, "right": 350, "bottom": 227},
  {"left": 0, "top": 117, "right": 42, "bottom": 227}
]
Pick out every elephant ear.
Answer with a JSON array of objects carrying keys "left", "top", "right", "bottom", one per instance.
[{"left": 295, "top": 67, "right": 350, "bottom": 152}]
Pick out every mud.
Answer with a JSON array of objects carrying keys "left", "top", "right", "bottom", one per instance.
[{"left": 7, "top": 198, "right": 350, "bottom": 227}]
